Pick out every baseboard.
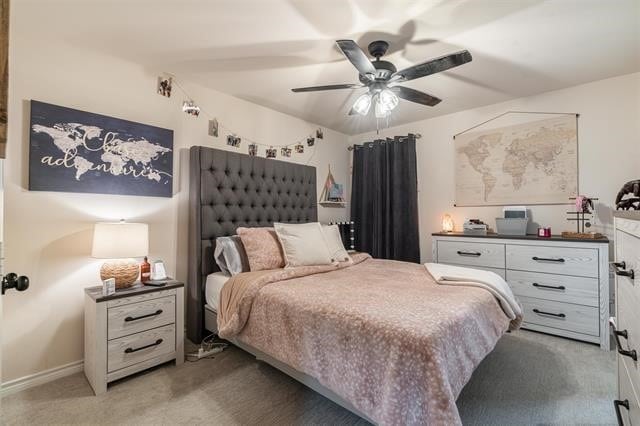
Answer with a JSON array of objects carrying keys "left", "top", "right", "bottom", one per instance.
[{"left": 0, "top": 360, "right": 84, "bottom": 396}]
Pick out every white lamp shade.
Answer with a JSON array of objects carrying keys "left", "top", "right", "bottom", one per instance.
[{"left": 91, "top": 222, "right": 149, "bottom": 259}]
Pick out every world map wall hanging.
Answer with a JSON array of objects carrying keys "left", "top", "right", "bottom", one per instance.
[
  {"left": 29, "top": 100, "right": 174, "bottom": 197},
  {"left": 453, "top": 112, "right": 578, "bottom": 206}
]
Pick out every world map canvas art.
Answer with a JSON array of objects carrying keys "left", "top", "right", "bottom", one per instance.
[
  {"left": 454, "top": 114, "right": 578, "bottom": 206},
  {"left": 29, "top": 101, "right": 173, "bottom": 197}
]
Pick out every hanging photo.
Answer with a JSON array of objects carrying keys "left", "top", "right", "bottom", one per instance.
[
  {"left": 157, "top": 74, "right": 172, "bottom": 98},
  {"left": 226, "top": 135, "right": 241, "bottom": 147},
  {"left": 266, "top": 147, "right": 277, "bottom": 159},
  {"left": 182, "top": 100, "right": 200, "bottom": 117},
  {"left": 307, "top": 137, "right": 315, "bottom": 147},
  {"left": 316, "top": 128, "right": 323, "bottom": 139},
  {"left": 208, "top": 119, "right": 218, "bottom": 137},
  {"left": 281, "top": 147, "right": 292, "bottom": 157},
  {"left": 248, "top": 143, "right": 258, "bottom": 156},
  {"left": 295, "top": 143, "right": 304, "bottom": 154}
]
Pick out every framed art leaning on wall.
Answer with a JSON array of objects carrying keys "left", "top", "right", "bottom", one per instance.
[{"left": 28, "top": 100, "right": 174, "bottom": 197}]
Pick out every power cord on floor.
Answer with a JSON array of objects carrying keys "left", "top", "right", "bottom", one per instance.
[{"left": 186, "top": 333, "right": 229, "bottom": 362}]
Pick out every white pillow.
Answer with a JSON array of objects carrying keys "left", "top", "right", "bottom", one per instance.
[
  {"left": 274, "top": 222, "right": 333, "bottom": 267},
  {"left": 322, "top": 224, "right": 351, "bottom": 263}
]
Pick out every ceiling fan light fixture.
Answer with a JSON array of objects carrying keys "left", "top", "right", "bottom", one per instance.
[
  {"left": 352, "top": 93, "right": 372, "bottom": 115},
  {"left": 375, "top": 99, "right": 391, "bottom": 119},
  {"left": 379, "top": 89, "right": 399, "bottom": 111}
]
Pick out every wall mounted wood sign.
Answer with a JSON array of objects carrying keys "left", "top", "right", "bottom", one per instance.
[{"left": 29, "top": 101, "right": 174, "bottom": 197}]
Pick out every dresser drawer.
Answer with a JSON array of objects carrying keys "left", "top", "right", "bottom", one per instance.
[
  {"left": 616, "top": 229, "right": 640, "bottom": 302},
  {"left": 107, "top": 324, "right": 176, "bottom": 373},
  {"left": 618, "top": 287, "right": 640, "bottom": 394},
  {"left": 438, "top": 263, "right": 505, "bottom": 279},
  {"left": 506, "top": 270, "right": 598, "bottom": 307},
  {"left": 108, "top": 295, "right": 175, "bottom": 340},
  {"left": 506, "top": 245, "right": 599, "bottom": 277},
  {"left": 520, "top": 296, "right": 599, "bottom": 336},
  {"left": 437, "top": 241, "right": 505, "bottom": 269},
  {"left": 619, "top": 358, "right": 640, "bottom": 425}
]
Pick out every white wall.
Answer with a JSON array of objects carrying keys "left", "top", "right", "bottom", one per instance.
[
  {"left": 1, "top": 7, "right": 350, "bottom": 382},
  {"left": 351, "top": 72, "right": 640, "bottom": 262}
]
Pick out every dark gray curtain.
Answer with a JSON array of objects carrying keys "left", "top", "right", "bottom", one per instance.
[{"left": 350, "top": 134, "right": 420, "bottom": 262}]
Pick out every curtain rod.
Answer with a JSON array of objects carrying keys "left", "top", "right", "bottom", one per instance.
[{"left": 347, "top": 133, "right": 421, "bottom": 151}]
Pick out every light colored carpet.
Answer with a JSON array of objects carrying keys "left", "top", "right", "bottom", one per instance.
[{"left": 0, "top": 330, "right": 615, "bottom": 425}]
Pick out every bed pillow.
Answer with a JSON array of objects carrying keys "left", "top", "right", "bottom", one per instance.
[
  {"left": 322, "top": 224, "right": 351, "bottom": 263},
  {"left": 213, "top": 235, "right": 250, "bottom": 276},
  {"left": 274, "top": 222, "right": 334, "bottom": 267},
  {"left": 237, "top": 227, "right": 285, "bottom": 271}
]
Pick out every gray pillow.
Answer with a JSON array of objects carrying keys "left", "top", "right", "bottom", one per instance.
[{"left": 213, "top": 236, "right": 250, "bottom": 276}]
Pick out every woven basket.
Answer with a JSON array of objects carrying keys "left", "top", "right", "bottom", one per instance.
[{"left": 100, "top": 260, "right": 139, "bottom": 289}]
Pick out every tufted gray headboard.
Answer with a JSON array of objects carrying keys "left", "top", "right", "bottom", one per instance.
[{"left": 187, "top": 146, "right": 317, "bottom": 342}]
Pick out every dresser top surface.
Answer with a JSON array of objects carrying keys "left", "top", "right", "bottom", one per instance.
[
  {"left": 431, "top": 231, "right": 609, "bottom": 244},
  {"left": 85, "top": 280, "right": 184, "bottom": 302},
  {"left": 614, "top": 211, "right": 640, "bottom": 221}
]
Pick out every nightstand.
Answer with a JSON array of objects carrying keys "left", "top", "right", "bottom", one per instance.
[{"left": 84, "top": 281, "right": 184, "bottom": 395}]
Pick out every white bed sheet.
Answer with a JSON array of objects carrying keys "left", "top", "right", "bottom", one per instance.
[{"left": 205, "top": 272, "right": 230, "bottom": 311}]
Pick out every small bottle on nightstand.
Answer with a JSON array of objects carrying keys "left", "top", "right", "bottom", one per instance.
[{"left": 140, "top": 256, "right": 151, "bottom": 283}]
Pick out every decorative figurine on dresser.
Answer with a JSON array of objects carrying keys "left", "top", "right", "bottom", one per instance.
[
  {"left": 616, "top": 180, "right": 640, "bottom": 211},
  {"left": 431, "top": 229, "right": 610, "bottom": 349},
  {"left": 611, "top": 211, "right": 640, "bottom": 423}
]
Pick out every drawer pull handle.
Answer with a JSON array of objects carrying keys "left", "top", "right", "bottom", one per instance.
[
  {"left": 125, "top": 309, "right": 163, "bottom": 322},
  {"left": 532, "top": 283, "right": 566, "bottom": 291},
  {"left": 533, "top": 308, "right": 565, "bottom": 318},
  {"left": 613, "top": 261, "right": 635, "bottom": 279},
  {"left": 124, "top": 339, "right": 163, "bottom": 354},
  {"left": 609, "top": 318, "right": 638, "bottom": 361},
  {"left": 614, "top": 399, "right": 629, "bottom": 426},
  {"left": 532, "top": 256, "right": 565, "bottom": 263},
  {"left": 457, "top": 250, "right": 481, "bottom": 257},
  {"left": 613, "top": 261, "right": 627, "bottom": 269}
]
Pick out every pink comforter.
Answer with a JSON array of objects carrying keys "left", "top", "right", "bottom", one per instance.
[{"left": 218, "top": 254, "right": 513, "bottom": 425}]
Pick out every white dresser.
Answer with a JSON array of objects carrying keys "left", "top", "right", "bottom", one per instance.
[
  {"left": 84, "top": 282, "right": 184, "bottom": 395},
  {"left": 432, "top": 232, "right": 610, "bottom": 349},
  {"left": 612, "top": 212, "right": 640, "bottom": 424}
]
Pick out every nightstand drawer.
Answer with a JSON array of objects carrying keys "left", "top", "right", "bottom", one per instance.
[
  {"left": 107, "top": 324, "right": 176, "bottom": 373},
  {"left": 108, "top": 295, "right": 175, "bottom": 340}
]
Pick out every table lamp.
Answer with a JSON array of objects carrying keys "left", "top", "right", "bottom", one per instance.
[{"left": 91, "top": 220, "right": 149, "bottom": 289}]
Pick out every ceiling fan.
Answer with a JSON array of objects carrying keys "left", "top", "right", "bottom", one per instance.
[{"left": 291, "top": 40, "right": 472, "bottom": 118}]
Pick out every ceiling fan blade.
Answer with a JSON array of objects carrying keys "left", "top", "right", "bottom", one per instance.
[
  {"left": 291, "top": 83, "right": 360, "bottom": 93},
  {"left": 336, "top": 40, "right": 377, "bottom": 79},
  {"left": 392, "top": 50, "right": 472, "bottom": 82},
  {"left": 391, "top": 86, "right": 442, "bottom": 107}
]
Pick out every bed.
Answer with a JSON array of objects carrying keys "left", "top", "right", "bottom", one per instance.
[{"left": 187, "top": 146, "right": 516, "bottom": 425}]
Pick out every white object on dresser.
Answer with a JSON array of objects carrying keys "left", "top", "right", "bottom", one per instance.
[
  {"left": 84, "top": 281, "right": 184, "bottom": 395},
  {"left": 612, "top": 212, "right": 640, "bottom": 423},
  {"left": 432, "top": 232, "right": 610, "bottom": 349}
]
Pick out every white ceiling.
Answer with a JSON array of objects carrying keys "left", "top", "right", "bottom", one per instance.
[{"left": 24, "top": 0, "right": 640, "bottom": 135}]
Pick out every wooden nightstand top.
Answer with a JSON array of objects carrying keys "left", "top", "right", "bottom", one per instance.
[{"left": 85, "top": 279, "right": 184, "bottom": 303}]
